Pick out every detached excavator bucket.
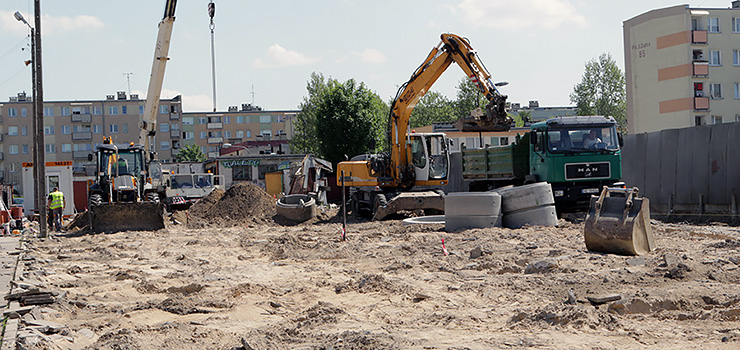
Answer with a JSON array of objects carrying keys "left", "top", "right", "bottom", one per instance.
[
  {"left": 584, "top": 187, "right": 655, "bottom": 256},
  {"left": 90, "top": 202, "right": 165, "bottom": 233},
  {"left": 373, "top": 191, "right": 445, "bottom": 221}
]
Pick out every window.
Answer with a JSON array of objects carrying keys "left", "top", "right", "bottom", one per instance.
[
  {"left": 735, "top": 83, "right": 740, "bottom": 99},
  {"left": 208, "top": 116, "right": 221, "bottom": 123},
  {"left": 246, "top": 130, "right": 251, "bottom": 138},
  {"left": 110, "top": 124, "right": 119, "bottom": 133},
  {"left": 62, "top": 144, "right": 72, "bottom": 153},
  {"left": 61, "top": 107, "right": 71, "bottom": 116},
  {"left": 45, "top": 144, "right": 56, "bottom": 154},
  {"left": 489, "top": 137, "right": 500, "bottom": 147},
  {"left": 93, "top": 125, "right": 103, "bottom": 134},
  {"left": 500, "top": 137, "right": 509, "bottom": 146},
  {"left": 223, "top": 116, "right": 231, "bottom": 124},
  {"left": 184, "top": 132, "right": 194, "bottom": 140},
  {"left": 200, "top": 131, "right": 207, "bottom": 139},
  {"left": 236, "top": 130, "right": 244, "bottom": 138},
  {"left": 709, "top": 17, "right": 720, "bottom": 33},
  {"left": 734, "top": 50, "right": 740, "bottom": 66},
  {"left": 160, "top": 141, "right": 170, "bottom": 150},
  {"left": 709, "top": 50, "right": 721, "bottom": 66},
  {"left": 7, "top": 126, "right": 18, "bottom": 136},
  {"left": 199, "top": 117, "right": 207, "bottom": 124},
  {"left": 710, "top": 83, "right": 723, "bottom": 99},
  {"left": 43, "top": 107, "right": 54, "bottom": 117},
  {"left": 73, "top": 144, "right": 91, "bottom": 151},
  {"left": 122, "top": 123, "right": 128, "bottom": 133},
  {"left": 236, "top": 116, "right": 245, "bottom": 124},
  {"left": 9, "top": 163, "right": 19, "bottom": 173},
  {"left": 21, "top": 126, "right": 27, "bottom": 136},
  {"left": 159, "top": 105, "right": 169, "bottom": 114},
  {"left": 21, "top": 108, "right": 27, "bottom": 117},
  {"left": 736, "top": 115, "right": 740, "bottom": 122},
  {"left": 8, "top": 145, "right": 18, "bottom": 155},
  {"left": 182, "top": 117, "right": 194, "bottom": 125},
  {"left": 7, "top": 108, "right": 17, "bottom": 117},
  {"left": 695, "top": 116, "right": 706, "bottom": 126},
  {"left": 208, "top": 131, "right": 222, "bottom": 138},
  {"left": 712, "top": 116, "right": 723, "bottom": 124},
  {"left": 22, "top": 145, "right": 28, "bottom": 154},
  {"left": 74, "top": 125, "right": 91, "bottom": 133},
  {"left": 109, "top": 106, "right": 118, "bottom": 115},
  {"left": 735, "top": 18, "right": 740, "bottom": 33},
  {"left": 122, "top": 105, "right": 127, "bottom": 115},
  {"left": 224, "top": 131, "right": 231, "bottom": 138},
  {"left": 44, "top": 126, "right": 54, "bottom": 135},
  {"left": 93, "top": 106, "right": 102, "bottom": 115},
  {"left": 160, "top": 123, "right": 170, "bottom": 132},
  {"left": 260, "top": 115, "right": 271, "bottom": 123},
  {"left": 61, "top": 125, "right": 71, "bottom": 134}
]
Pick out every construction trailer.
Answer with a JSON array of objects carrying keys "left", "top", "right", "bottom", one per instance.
[{"left": 21, "top": 161, "right": 75, "bottom": 217}]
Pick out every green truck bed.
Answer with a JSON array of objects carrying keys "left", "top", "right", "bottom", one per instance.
[{"left": 462, "top": 133, "right": 530, "bottom": 181}]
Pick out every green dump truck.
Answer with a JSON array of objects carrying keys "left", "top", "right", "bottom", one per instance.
[{"left": 462, "top": 116, "right": 623, "bottom": 211}]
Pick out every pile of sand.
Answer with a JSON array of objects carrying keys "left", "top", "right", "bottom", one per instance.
[{"left": 186, "top": 182, "right": 276, "bottom": 227}]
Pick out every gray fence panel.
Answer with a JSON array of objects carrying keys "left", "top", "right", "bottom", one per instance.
[
  {"left": 623, "top": 133, "right": 647, "bottom": 191},
  {"left": 675, "top": 128, "right": 695, "bottom": 204},
  {"left": 643, "top": 132, "right": 663, "bottom": 202},
  {"left": 727, "top": 123, "right": 740, "bottom": 199},
  {"left": 690, "top": 126, "right": 711, "bottom": 205},
  {"left": 659, "top": 129, "right": 679, "bottom": 205},
  {"left": 708, "top": 125, "right": 730, "bottom": 204}
]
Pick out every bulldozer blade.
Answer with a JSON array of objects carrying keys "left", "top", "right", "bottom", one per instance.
[
  {"left": 584, "top": 187, "right": 655, "bottom": 256},
  {"left": 373, "top": 191, "right": 444, "bottom": 221},
  {"left": 90, "top": 202, "right": 165, "bottom": 233}
]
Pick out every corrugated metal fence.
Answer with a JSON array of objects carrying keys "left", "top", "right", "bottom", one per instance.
[{"left": 622, "top": 122, "right": 740, "bottom": 223}]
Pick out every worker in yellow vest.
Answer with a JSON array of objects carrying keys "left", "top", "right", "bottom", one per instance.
[{"left": 47, "top": 187, "right": 66, "bottom": 232}]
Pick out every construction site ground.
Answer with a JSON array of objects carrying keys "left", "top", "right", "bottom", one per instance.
[{"left": 11, "top": 183, "right": 740, "bottom": 349}]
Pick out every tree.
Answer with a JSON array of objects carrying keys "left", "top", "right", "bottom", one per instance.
[
  {"left": 175, "top": 144, "right": 206, "bottom": 162},
  {"left": 510, "top": 110, "right": 530, "bottom": 128},
  {"left": 409, "top": 91, "right": 456, "bottom": 128},
  {"left": 310, "top": 77, "right": 387, "bottom": 167},
  {"left": 453, "top": 77, "right": 488, "bottom": 119},
  {"left": 290, "top": 72, "right": 327, "bottom": 155},
  {"left": 570, "top": 53, "right": 627, "bottom": 132}
]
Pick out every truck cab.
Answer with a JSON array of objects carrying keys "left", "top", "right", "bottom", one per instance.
[{"left": 529, "top": 116, "right": 622, "bottom": 210}]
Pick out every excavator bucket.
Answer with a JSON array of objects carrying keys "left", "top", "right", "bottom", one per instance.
[
  {"left": 373, "top": 191, "right": 445, "bottom": 221},
  {"left": 584, "top": 187, "right": 655, "bottom": 256},
  {"left": 90, "top": 202, "right": 165, "bottom": 233},
  {"left": 453, "top": 104, "right": 512, "bottom": 132}
]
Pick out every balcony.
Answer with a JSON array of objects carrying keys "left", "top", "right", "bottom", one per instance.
[
  {"left": 73, "top": 150, "right": 91, "bottom": 159},
  {"left": 693, "top": 62, "right": 709, "bottom": 77},
  {"left": 207, "top": 151, "right": 219, "bottom": 158},
  {"left": 694, "top": 96, "right": 710, "bottom": 110},
  {"left": 170, "top": 130, "right": 181, "bottom": 138},
  {"left": 72, "top": 131, "right": 93, "bottom": 141},
  {"left": 71, "top": 113, "right": 92, "bottom": 123},
  {"left": 207, "top": 122, "right": 223, "bottom": 129},
  {"left": 169, "top": 113, "right": 180, "bottom": 120},
  {"left": 207, "top": 137, "right": 223, "bottom": 144},
  {"left": 692, "top": 30, "right": 708, "bottom": 44},
  {"left": 0, "top": 152, "right": 4, "bottom": 161}
]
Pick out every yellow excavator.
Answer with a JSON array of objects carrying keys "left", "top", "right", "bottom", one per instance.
[{"left": 337, "top": 33, "right": 511, "bottom": 220}]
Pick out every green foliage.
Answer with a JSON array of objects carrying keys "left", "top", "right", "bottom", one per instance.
[
  {"left": 453, "top": 77, "right": 488, "bottom": 119},
  {"left": 570, "top": 53, "right": 627, "bottom": 132},
  {"left": 290, "top": 72, "right": 327, "bottom": 155},
  {"left": 409, "top": 91, "right": 456, "bottom": 128},
  {"left": 175, "top": 144, "right": 206, "bottom": 163},
  {"left": 304, "top": 76, "right": 387, "bottom": 167}
]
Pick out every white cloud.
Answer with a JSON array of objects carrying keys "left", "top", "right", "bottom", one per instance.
[
  {"left": 253, "top": 44, "right": 320, "bottom": 68},
  {"left": 457, "top": 0, "right": 587, "bottom": 30},
  {"left": 0, "top": 11, "right": 103, "bottom": 36},
  {"left": 352, "top": 48, "right": 387, "bottom": 64}
]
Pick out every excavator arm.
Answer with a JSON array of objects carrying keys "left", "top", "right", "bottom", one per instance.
[
  {"left": 387, "top": 33, "right": 511, "bottom": 187},
  {"left": 140, "top": 0, "right": 177, "bottom": 157}
]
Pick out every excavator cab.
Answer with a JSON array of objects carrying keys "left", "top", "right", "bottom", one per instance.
[{"left": 410, "top": 133, "right": 449, "bottom": 182}]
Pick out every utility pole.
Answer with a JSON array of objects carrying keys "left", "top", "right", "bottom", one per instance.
[
  {"left": 208, "top": 1, "right": 217, "bottom": 112},
  {"left": 34, "top": 0, "right": 47, "bottom": 238}
]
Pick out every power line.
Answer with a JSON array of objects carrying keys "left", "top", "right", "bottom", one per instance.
[
  {"left": 0, "top": 36, "right": 30, "bottom": 62},
  {"left": 0, "top": 66, "right": 29, "bottom": 88}
]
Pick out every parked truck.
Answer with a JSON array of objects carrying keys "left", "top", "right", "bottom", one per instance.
[{"left": 462, "top": 115, "right": 622, "bottom": 211}]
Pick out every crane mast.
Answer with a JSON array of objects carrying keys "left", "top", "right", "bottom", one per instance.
[{"left": 140, "top": 0, "right": 177, "bottom": 158}]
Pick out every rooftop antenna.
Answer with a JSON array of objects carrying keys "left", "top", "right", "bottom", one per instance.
[
  {"left": 123, "top": 72, "right": 134, "bottom": 96},
  {"left": 208, "top": 1, "right": 217, "bottom": 112},
  {"left": 251, "top": 84, "right": 256, "bottom": 105}
]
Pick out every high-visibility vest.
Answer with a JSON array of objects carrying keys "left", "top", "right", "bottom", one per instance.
[{"left": 49, "top": 191, "right": 64, "bottom": 210}]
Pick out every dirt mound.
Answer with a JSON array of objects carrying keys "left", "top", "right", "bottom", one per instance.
[{"left": 187, "top": 182, "right": 275, "bottom": 227}]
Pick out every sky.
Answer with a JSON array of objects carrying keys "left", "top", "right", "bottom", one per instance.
[{"left": 0, "top": 0, "right": 732, "bottom": 113}]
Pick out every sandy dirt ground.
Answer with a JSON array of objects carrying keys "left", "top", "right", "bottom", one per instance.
[{"left": 11, "top": 184, "right": 740, "bottom": 349}]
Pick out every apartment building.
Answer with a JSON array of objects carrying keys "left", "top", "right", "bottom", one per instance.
[
  {"left": 624, "top": 2, "right": 740, "bottom": 134},
  {"left": 0, "top": 92, "right": 297, "bottom": 195}
]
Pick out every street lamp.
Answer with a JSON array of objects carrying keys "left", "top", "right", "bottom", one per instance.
[
  {"left": 220, "top": 143, "right": 251, "bottom": 156},
  {"left": 15, "top": 6, "right": 47, "bottom": 238}
]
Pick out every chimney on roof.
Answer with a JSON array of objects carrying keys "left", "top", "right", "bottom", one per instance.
[
  {"left": 733, "top": 1, "right": 740, "bottom": 8},
  {"left": 117, "top": 91, "right": 127, "bottom": 100},
  {"left": 528, "top": 100, "right": 539, "bottom": 108}
]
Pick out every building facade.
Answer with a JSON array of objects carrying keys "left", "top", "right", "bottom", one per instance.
[
  {"left": 624, "top": 2, "right": 740, "bottom": 134},
  {"left": 0, "top": 92, "right": 298, "bottom": 195}
]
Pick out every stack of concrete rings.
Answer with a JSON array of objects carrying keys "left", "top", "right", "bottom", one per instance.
[
  {"left": 444, "top": 192, "right": 502, "bottom": 232},
  {"left": 495, "top": 182, "right": 558, "bottom": 229}
]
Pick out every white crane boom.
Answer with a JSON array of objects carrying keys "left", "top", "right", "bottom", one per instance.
[{"left": 140, "top": 0, "right": 177, "bottom": 157}]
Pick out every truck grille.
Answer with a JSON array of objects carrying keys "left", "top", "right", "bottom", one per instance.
[{"left": 564, "top": 162, "right": 610, "bottom": 180}]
